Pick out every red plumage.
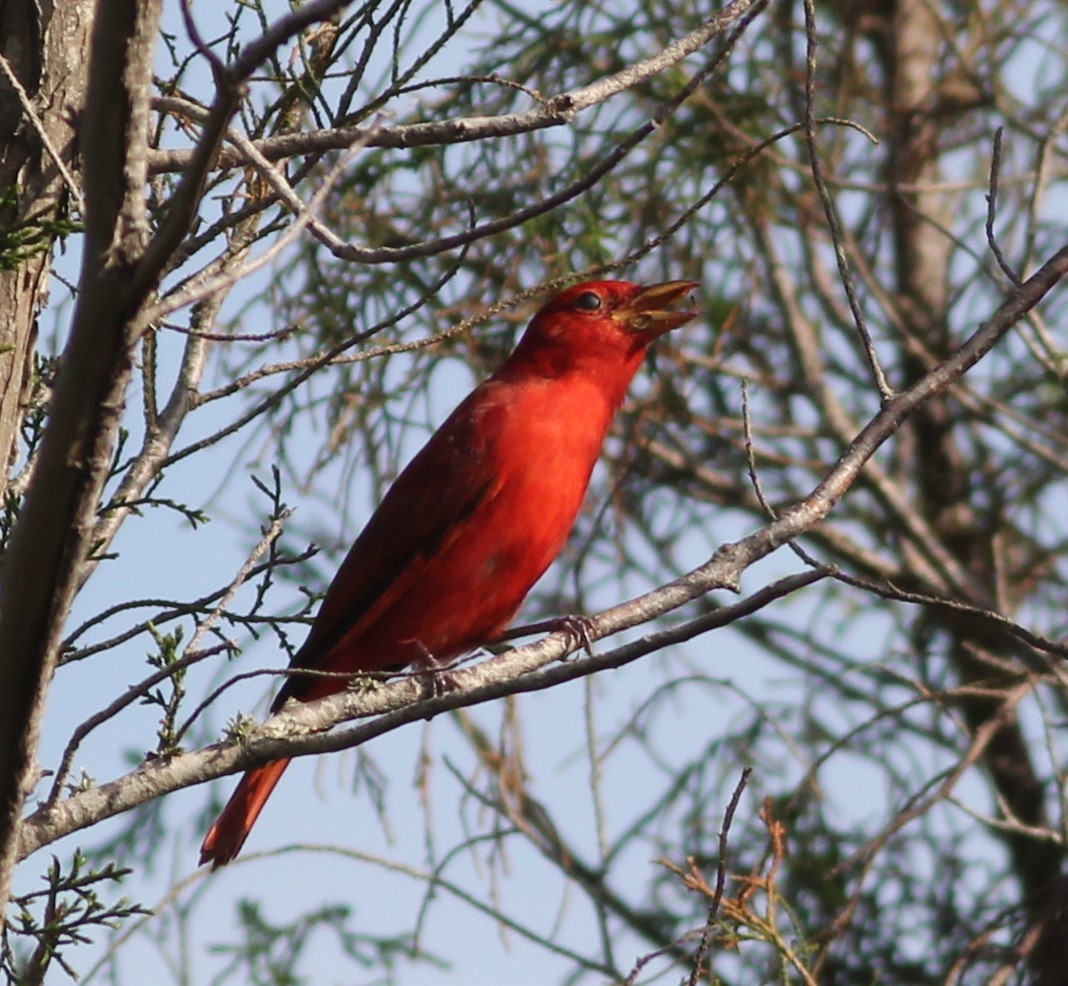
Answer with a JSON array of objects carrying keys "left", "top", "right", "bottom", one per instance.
[{"left": 199, "top": 279, "right": 697, "bottom": 867}]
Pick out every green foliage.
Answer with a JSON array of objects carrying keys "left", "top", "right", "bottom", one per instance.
[
  {"left": 142, "top": 626, "right": 188, "bottom": 756},
  {"left": 209, "top": 900, "right": 436, "bottom": 986},
  {"left": 1, "top": 353, "right": 59, "bottom": 558},
  {"left": 2, "top": 852, "right": 149, "bottom": 984},
  {"left": 0, "top": 186, "right": 83, "bottom": 271},
  {"left": 222, "top": 711, "right": 260, "bottom": 744}
]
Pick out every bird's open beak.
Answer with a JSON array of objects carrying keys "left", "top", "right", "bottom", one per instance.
[{"left": 615, "top": 280, "right": 700, "bottom": 337}]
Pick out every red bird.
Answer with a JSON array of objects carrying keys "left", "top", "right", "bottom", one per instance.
[{"left": 200, "top": 279, "right": 698, "bottom": 867}]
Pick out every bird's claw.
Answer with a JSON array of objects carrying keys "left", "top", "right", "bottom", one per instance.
[
  {"left": 412, "top": 642, "right": 460, "bottom": 701},
  {"left": 490, "top": 614, "right": 600, "bottom": 658},
  {"left": 555, "top": 614, "right": 597, "bottom": 658},
  {"left": 423, "top": 666, "right": 460, "bottom": 699}
]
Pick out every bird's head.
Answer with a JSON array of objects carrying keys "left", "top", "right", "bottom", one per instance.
[{"left": 510, "top": 280, "right": 699, "bottom": 380}]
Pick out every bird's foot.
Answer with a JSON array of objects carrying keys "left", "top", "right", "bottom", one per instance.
[
  {"left": 411, "top": 643, "right": 461, "bottom": 700},
  {"left": 495, "top": 614, "right": 598, "bottom": 658},
  {"left": 547, "top": 614, "right": 598, "bottom": 657}
]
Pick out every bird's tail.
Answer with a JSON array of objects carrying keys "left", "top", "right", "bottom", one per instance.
[{"left": 199, "top": 758, "right": 291, "bottom": 868}]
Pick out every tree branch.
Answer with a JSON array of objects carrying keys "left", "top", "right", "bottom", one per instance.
[{"left": 147, "top": 0, "right": 762, "bottom": 175}]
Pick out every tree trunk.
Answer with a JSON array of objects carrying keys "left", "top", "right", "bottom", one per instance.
[
  {"left": 0, "top": 0, "right": 95, "bottom": 489},
  {"left": 0, "top": 0, "right": 161, "bottom": 936},
  {"left": 880, "top": 2, "right": 1067, "bottom": 980}
]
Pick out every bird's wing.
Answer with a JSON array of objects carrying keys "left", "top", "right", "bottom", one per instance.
[{"left": 271, "top": 394, "right": 501, "bottom": 708}]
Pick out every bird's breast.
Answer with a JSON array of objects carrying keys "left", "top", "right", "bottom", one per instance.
[
  {"left": 477, "top": 375, "right": 613, "bottom": 563},
  {"left": 389, "top": 377, "right": 615, "bottom": 655}
]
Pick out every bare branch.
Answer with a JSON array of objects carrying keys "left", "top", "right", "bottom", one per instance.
[
  {"left": 986, "top": 128, "right": 1022, "bottom": 286},
  {"left": 147, "top": 0, "right": 764, "bottom": 175},
  {"left": 687, "top": 767, "right": 752, "bottom": 986},
  {"left": 801, "top": 0, "right": 892, "bottom": 400}
]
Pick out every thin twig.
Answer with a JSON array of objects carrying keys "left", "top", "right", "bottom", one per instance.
[
  {"left": 46, "top": 510, "right": 291, "bottom": 804},
  {"left": 828, "top": 680, "right": 1035, "bottom": 879},
  {"left": 801, "top": 0, "right": 893, "bottom": 400},
  {"left": 625, "top": 113, "right": 868, "bottom": 275},
  {"left": 0, "top": 53, "right": 85, "bottom": 213},
  {"left": 154, "top": 94, "right": 370, "bottom": 262},
  {"left": 985, "top": 128, "right": 1022, "bottom": 286},
  {"left": 146, "top": 127, "right": 381, "bottom": 320},
  {"left": 688, "top": 766, "right": 752, "bottom": 986},
  {"left": 42, "top": 642, "right": 231, "bottom": 811},
  {"left": 148, "top": 0, "right": 764, "bottom": 175},
  {"left": 741, "top": 379, "right": 777, "bottom": 521},
  {"left": 179, "top": 0, "right": 225, "bottom": 80},
  {"left": 159, "top": 240, "right": 472, "bottom": 466},
  {"left": 828, "top": 568, "right": 1068, "bottom": 662},
  {"left": 741, "top": 379, "right": 827, "bottom": 571}
]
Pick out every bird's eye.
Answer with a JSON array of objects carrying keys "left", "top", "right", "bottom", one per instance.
[{"left": 572, "top": 291, "right": 602, "bottom": 311}]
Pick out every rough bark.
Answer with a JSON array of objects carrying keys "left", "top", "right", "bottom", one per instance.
[{"left": 0, "top": 0, "right": 95, "bottom": 489}]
